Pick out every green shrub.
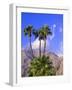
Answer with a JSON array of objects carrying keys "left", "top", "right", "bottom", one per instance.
[{"left": 28, "top": 55, "right": 56, "bottom": 76}]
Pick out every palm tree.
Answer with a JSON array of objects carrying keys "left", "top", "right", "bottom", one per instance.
[
  {"left": 42, "top": 25, "right": 52, "bottom": 56},
  {"left": 38, "top": 29, "right": 44, "bottom": 57},
  {"left": 33, "top": 25, "right": 52, "bottom": 57},
  {"left": 33, "top": 29, "right": 44, "bottom": 57},
  {"left": 24, "top": 25, "right": 34, "bottom": 57}
]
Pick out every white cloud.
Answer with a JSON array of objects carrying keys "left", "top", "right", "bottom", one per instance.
[
  {"left": 32, "top": 38, "right": 43, "bottom": 49},
  {"left": 32, "top": 38, "right": 49, "bottom": 49},
  {"left": 50, "top": 24, "right": 56, "bottom": 40}
]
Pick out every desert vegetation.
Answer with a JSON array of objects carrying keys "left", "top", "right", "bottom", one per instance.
[{"left": 23, "top": 25, "right": 56, "bottom": 76}]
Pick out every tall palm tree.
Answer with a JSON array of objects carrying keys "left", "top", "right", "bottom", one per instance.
[
  {"left": 24, "top": 25, "right": 34, "bottom": 58},
  {"left": 33, "top": 25, "right": 52, "bottom": 57},
  {"left": 42, "top": 25, "right": 52, "bottom": 56},
  {"left": 33, "top": 29, "right": 45, "bottom": 57},
  {"left": 38, "top": 29, "right": 44, "bottom": 57},
  {"left": 33, "top": 28, "right": 44, "bottom": 57}
]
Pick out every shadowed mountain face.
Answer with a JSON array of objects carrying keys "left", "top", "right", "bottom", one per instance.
[{"left": 21, "top": 48, "right": 63, "bottom": 77}]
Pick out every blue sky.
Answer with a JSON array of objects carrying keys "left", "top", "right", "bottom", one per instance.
[{"left": 21, "top": 12, "right": 63, "bottom": 56}]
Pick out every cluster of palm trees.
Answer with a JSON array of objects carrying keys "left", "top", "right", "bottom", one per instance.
[
  {"left": 24, "top": 24, "right": 52, "bottom": 58},
  {"left": 23, "top": 25, "right": 57, "bottom": 76}
]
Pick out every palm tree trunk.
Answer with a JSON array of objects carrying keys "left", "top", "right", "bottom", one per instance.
[
  {"left": 39, "top": 40, "right": 41, "bottom": 57},
  {"left": 43, "top": 39, "right": 46, "bottom": 56},
  {"left": 29, "top": 37, "right": 34, "bottom": 58}
]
